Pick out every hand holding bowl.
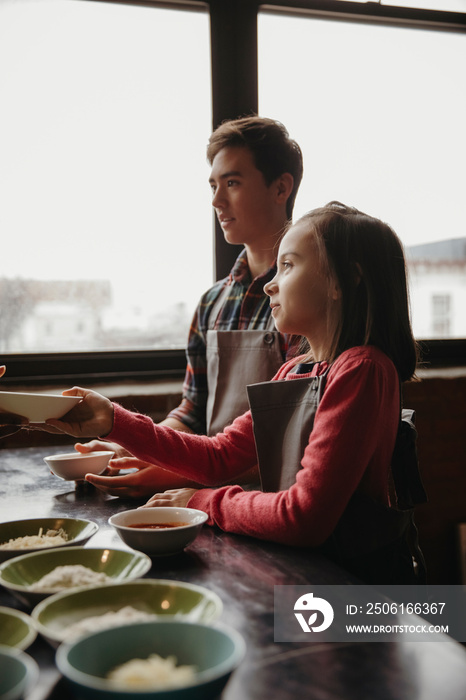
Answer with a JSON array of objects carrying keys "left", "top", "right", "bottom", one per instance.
[{"left": 45, "top": 388, "right": 114, "bottom": 438}]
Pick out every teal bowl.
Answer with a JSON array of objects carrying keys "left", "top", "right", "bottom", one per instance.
[
  {"left": 0, "top": 644, "right": 39, "bottom": 700},
  {"left": 56, "top": 620, "right": 246, "bottom": 700}
]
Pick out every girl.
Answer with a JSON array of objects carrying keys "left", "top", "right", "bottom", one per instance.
[{"left": 46, "top": 202, "right": 426, "bottom": 584}]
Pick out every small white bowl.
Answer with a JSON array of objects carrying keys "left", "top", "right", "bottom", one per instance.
[
  {"left": 44, "top": 451, "right": 114, "bottom": 481},
  {"left": 0, "top": 390, "right": 81, "bottom": 423},
  {"left": 109, "top": 507, "right": 208, "bottom": 556}
]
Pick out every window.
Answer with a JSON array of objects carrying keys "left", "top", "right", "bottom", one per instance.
[
  {"left": 381, "top": 1, "right": 466, "bottom": 9},
  {"left": 0, "top": 0, "right": 212, "bottom": 356},
  {"left": 432, "top": 295, "right": 451, "bottom": 336},
  {"left": 258, "top": 9, "right": 466, "bottom": 340},
  {"left": 1, "top": 0, "right": 465, "bottom": 381}
]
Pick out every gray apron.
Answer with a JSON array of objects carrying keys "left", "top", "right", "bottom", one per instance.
[
  {"left": 206, "top": 283, "right": 283, "bottom": 436},
  {"left": 247, "top": 372, "right": 427, "bottom": 584}
]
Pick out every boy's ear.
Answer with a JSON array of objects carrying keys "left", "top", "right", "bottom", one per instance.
[{"left": 275, "top": 173, "right": 294, "bottom": 204}]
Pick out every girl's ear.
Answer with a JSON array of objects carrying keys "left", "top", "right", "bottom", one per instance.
[{"left": 275, "top": 173, "right": 294, "bottom": 204}]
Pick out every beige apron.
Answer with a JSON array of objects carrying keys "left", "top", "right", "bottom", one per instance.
[
  {"left": 247, "top": 372, "right": 427, "bottom": 584},
  {"left": 206, "top": 283, "right": 283, "bottom": 436}
]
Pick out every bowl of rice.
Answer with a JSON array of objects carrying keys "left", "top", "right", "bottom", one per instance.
[
  {"left": 108, "top": 507, "right": 208, "bottom": 556},
  {"left": 32, "top": 579, "right": 223, "bottom": 647},
  {"left": 0, "top": 645, "right": 39, "bottom": 700},
  {"left": 0, "top": 517, "right": 99, "bottom": 563},
  {"left": 56, "top": 620, "right": 246, "bottom": 700},
  {"left": 0, "top": 607, "right": 37, "bottom": 650},
  {"left": 0, "top": 546, "right": 152, "bottom": 608}
]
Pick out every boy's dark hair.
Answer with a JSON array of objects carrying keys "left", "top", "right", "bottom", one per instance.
[
  {"left": 302, "top": 202, "right": 419, "bottom": 382},
  {"left": 207, "top": 116, "right": 303, "bottom": 220}
]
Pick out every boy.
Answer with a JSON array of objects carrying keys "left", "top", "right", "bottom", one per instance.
[{"left": 82, "top": 116, "right": 303, "bottom": 496}]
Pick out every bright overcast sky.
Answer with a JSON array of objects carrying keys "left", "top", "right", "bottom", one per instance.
[{"left": 0, "top": 0, "right": 465, "bottom": 316}]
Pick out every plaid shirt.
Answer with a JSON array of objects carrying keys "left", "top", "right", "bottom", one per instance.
[{"left": 168, "top": 249, "right": 301, "bottom": 434}]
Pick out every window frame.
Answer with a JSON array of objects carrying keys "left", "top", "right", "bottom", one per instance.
[{"left": 2, "top": 0, "right": 466, "bottom": 383}]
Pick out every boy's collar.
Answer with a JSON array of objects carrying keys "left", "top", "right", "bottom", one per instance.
[{"left": 230, "top": 248, "right": 277, "bottom": 285}]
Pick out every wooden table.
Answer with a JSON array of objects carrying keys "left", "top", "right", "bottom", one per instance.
[{"left": 1, "top": 445, "right": 466, "bottom": 700}]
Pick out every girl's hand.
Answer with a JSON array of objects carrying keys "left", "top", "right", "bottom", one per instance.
[
  {"left": 75, "top": 440, "right": 131, "bottom": 460},
  {"left": 85, "top": 459, "right": 195, "bottom": 499},
  {"left": 141, "top": 488, "right": 199, "bottom": 509},
  {"left": 45, "top": 387, "right": 114, "bottom": 438}
]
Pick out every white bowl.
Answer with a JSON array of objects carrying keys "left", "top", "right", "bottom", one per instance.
[
  {"left": 44, "top": 451, "right": 114, "bottom": 481},
  {"left": 109, "top": 508, "right": 208, "bottom": 556},
  {"left": 0, "top": 390, "right": 81, "bottom": 423}
]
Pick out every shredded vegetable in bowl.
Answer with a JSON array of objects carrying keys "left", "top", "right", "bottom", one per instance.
[
  {"left": 0, "top": 528, "right": 69, "bottom": 550},
  {"left": 107, "top": 654, "right": 197, "bottom": 690}
]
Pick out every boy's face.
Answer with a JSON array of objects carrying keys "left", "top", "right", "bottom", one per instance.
[{"left": 209, "top": 146, "right": 286, "bottom": 248}]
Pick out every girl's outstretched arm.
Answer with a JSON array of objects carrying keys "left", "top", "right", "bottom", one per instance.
[
  {"left": 46, "top": 387, "right": 258, "bottom": 487},
  {"left": 105, "top": 402, "right": 258, "bottom": 487}
]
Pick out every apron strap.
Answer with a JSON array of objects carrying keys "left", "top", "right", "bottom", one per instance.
[
  {"left": 208, "top": 282, "right": 231, "bottom": 330},
  {"left": 391, "top": 408, "right": 428, "bottom": 510}
]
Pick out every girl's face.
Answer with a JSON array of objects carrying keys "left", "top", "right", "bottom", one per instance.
[{"left": 264, "top": 220, "right": 339, "bottom": 359}]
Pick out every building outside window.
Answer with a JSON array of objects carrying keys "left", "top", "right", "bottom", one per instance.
[
  {"left": 432, "top": 295, "right": 452, "bottom": 337},
  {"left": 258, "top": 9, "right": 466, "bottom": 340}
]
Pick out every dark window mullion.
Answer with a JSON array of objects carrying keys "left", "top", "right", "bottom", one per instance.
[{"left": 208, "top": 0, "right": 260, "bottom": 280}]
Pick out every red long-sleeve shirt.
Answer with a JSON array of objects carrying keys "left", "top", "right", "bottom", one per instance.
[{"left": 107, "top": 345, "right": 399, "bottom": 548}]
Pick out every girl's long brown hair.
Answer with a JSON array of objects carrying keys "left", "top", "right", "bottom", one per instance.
[{"left": 299, "top": 202, "right": 419, "bottom": 382}]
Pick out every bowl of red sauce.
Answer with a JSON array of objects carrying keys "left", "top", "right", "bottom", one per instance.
[{"left": 108, "top": 508, "right": 208, "bottom": 556}]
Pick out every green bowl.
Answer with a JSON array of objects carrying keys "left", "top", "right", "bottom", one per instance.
[
  {"left": 0, "top": 607, "right": 37, "bottom": 650},
  {"left": 0, "top": 645, "right": 39, "bottom": 700},
  {"left": 56, "top": 620, "right": 246, "bottom": 700},
  {"left": 0, "top": 546, "right": 152, "bottom": 608},
  {"left": 32, "top": 579, "right": 223, "bottom": 647},
  {"left": 0, "top": 517, "right": 99, "bottom": 563}
]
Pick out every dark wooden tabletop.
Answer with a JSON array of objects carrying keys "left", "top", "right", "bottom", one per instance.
[{"left": 1, "top": 445, "right": 466, "bottom": 700}]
